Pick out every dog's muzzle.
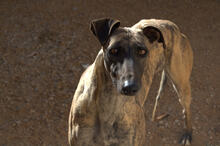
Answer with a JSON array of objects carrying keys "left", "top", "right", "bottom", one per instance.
[{"left": 121, "top": 80, "right": 139, "bottom": 96}]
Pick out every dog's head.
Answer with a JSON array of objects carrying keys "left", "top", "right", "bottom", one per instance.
[{"left": 90, "top": 18, "right": 164, "bottom": 96}]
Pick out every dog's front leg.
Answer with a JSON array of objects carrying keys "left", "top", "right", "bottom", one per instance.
[{"left": 68, "top": 93, "right": 100, "bottom": 146}]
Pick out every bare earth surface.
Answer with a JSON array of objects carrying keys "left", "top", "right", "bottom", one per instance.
[{"left": 0, "top": 0, "right": 219, "bottom": 146}]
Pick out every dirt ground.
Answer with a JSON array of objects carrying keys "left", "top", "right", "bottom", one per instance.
[{"left": 0, "top": 0, "right": 219, "bottom": 146}]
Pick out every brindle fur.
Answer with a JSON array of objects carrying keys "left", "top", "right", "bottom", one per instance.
[{"left": 68, "top": 18, "right": 193, "bottom": 146}]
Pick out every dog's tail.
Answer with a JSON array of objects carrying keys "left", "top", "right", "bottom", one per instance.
[{"left": 152, "top": 70, "right": 167, "bottom": 121}]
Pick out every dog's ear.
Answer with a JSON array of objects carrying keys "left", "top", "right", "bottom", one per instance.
[
  {"left": 143, "top": 26, "right": 164, "bottom": 44},
  {"left": 90, "top": 18, "right": 120, "bottom": 46}
]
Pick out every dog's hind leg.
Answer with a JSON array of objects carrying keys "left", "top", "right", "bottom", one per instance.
[
  {"left": 152, "top": 70, "right": 167, "bottom": 121},
  {"left": 165, "top": 33, "right": 193, "bottom": 145},
  {"left": 170, "top": 78, "right": 192, "bottom": 145}
]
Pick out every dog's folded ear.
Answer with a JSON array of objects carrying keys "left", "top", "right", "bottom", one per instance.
[
  {"left": 90, "top": 18, "right": 120, "bottom": 46},
  {"left": 143, "top": 26, "right": 164, "bottom": 44}
]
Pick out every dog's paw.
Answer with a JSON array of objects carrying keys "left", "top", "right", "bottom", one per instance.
[{"left": 179, "top": 132, "right": 192, "bottom": 145}]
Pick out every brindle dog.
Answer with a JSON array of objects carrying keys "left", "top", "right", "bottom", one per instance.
[{"left": 68, "top": 18, "right": 193, "bottom": 146}]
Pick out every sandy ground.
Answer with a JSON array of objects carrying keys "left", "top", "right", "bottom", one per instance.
[{"left": 0, "top": 0, "right": 219, "bottom": 145}]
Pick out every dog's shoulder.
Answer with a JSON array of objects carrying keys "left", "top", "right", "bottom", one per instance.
[
  {"left": 69, "top": 49, "right": 105, "bottom": 120},
  {"left": 68, "top": 50, "right": 105, "bottom": 144},
  {"left": 72, "top": 49, "right": 104, "bottom": 104}
]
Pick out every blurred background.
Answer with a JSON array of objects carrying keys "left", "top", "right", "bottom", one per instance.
[{"left": 0, "top": 0, "right": 219, "bottom": 145}]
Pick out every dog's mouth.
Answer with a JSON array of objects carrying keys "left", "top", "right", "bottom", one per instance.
[{"left": 121, "top": 91, "right": 137, "bottom": 96}]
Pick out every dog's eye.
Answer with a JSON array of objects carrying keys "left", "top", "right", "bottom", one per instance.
[
  {"left": 137, "top": 48, "right": 147, "bottom": 56},
  {"left": 110, "top": 48, "right": 119, "bottom": 55}
]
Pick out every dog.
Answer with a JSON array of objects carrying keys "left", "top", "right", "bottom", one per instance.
[{"left": 68, "top": 18, "right": 193, "bottom": 146}]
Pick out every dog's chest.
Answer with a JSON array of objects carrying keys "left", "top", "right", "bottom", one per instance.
[
  {"left": 96, "top": 84, "right": 145, "bottom": 145},
  {"left": 98, "top": 83, "right": 130, "bottom": 120}
]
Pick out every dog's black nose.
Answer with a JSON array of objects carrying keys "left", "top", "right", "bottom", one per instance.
[{"left": 121, "top": 80, "right": 138, "bottom": 96}]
